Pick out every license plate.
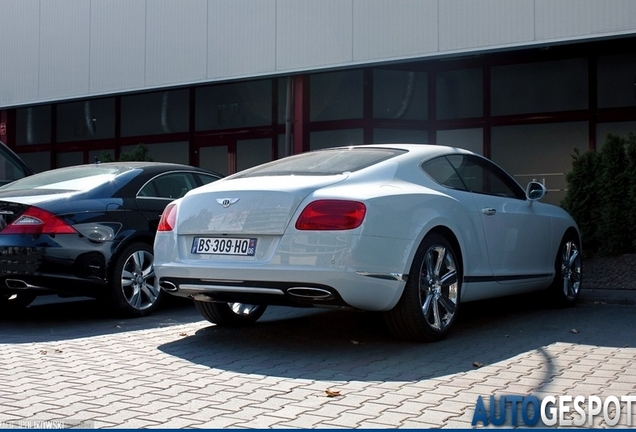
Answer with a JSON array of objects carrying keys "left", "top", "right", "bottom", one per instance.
[{"left": 191, "top": 237, "right": 257, "bottom": 256}]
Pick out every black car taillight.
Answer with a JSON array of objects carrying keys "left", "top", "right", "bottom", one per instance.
[{"left": 2, "top": 206, "right": 77, "bottom": 235}]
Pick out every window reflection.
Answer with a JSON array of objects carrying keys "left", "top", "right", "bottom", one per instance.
[
  {"left": 373, "top": 69, "right": 427, "bottom": 120},
  {"left": 121, "top": 90, "right": 189, "bottom": 137},
  {"left": 16, "top": 106, "right": 51, "bottom": 145},
  {"left": 57, "top": 98, "right": 115, "bottom": 142},
  {"left": 196, "top": 80, "right": 272, "bottom": 130},
  {"left": 311, "top": 70, "right": 363, "bottom": 121},
  {"left": 491, "top": 58, "right": 588, "bottom": 115}
]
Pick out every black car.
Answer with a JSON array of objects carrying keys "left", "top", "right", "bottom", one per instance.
[
  {"left": 0, "top": 162, "right": 221, "bottom": 317},
  {"left": 0, "top": 140, "right": 33, "bottom": 186}
]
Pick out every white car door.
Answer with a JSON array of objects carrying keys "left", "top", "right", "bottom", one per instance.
[{"left": 447, "top": 155, "right": 553, "bottom": 283}]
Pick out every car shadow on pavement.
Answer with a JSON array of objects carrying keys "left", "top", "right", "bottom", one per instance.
[
  {"left": 158, "top": 292, "right": 636, "bottom": 383},
  {"left": 0, "top": 295, "right": 203, "bottom": 344}
]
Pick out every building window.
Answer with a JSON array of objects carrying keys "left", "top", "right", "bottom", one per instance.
[
  {"left": 373, "top": 69, "right": 427, "bottom": 120},
  {"left": 16, "top": 105, "right": 52, "bottom": 145},
  {"left": 121, "top": 141, "right": 189, "bottom": 164},
  {"left": 90, "top": 149, "right": 114, "bottom": 163},
  {"left": 121, "top": 90, "right": 189, "bottom": 137},
  {"left": 56, "top": 151, "right": 83, "bottom": 168},
  {"left": 309, "top": 129, "right": 363, "bottom": 150},
  {"left": 19, "top": 151, "right": 51, "bottom": 173},
  {"left": 437, "top": 128, "right": 483, "bottom": 155},
  {"left": 597, "top": 54, "right": 636, "bottom": 109},
  {"left": 278, "top": 77, "right": 289, "bottom": 126},
  {"left": 596, "top": 121, "right": 636, "bottom": 146},
  {"left": 491, "top": 58, "right": 588, "bottom": 116},
  {"left": 57, "top": 98, "right": 115, "bottom": 142},
  {"left": 491, "top": 122, "right": 588, "bottom": 205},
  {"left": 373, "top": 128, "right": 428, "bottom": 144},
  {"left": 195, "top": 80, "right": 272, "bottom": 131},
  {"left": 436, "top": 68, "right": 482, "bottom": 120},
  {"left": 311, "top": 70, "right": 363, "bottom": 121},
  {"left": 199, "top": 146, "right": 228, "bottom": 176},
  {"left": 237, "top": 138, "right": 272, "bottom": 171}
]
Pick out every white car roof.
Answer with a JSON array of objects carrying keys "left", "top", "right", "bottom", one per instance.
[{"left": 340, "top": 143, "right": 476, "bottom": 157}]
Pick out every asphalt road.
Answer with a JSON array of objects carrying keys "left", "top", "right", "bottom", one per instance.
[{"left": 1, "top": 292, "right": 635, "bottom": 428}]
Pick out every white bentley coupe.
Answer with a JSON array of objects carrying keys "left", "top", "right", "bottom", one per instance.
[{"left": 154, "top": 144, "right": 582, "bottom": 342}]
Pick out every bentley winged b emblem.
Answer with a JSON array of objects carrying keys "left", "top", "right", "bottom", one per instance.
[{"left": 217, "top": 198, "right": 239, "bottom": 208}]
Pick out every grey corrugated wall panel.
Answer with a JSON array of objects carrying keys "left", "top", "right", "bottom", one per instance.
[
  {"left": 89, "top": 0, "right": 146, "bottom": 94},
  {"left": 276, "top": 0, "right": 353, "bottom": 70},
  {"left": 145, "top": 0, "right": 208, "bottom": 87},
  {"left": 439, "top": 0, "right": 536, "bottom": 51},
  {"left": 535, "top": 0, "right": 636, "bottom": 40},
  {"left": 353, "top": 0, "right": 439, "bottom": 62},
  {"left": 0, "top": 0, "right": 40, "bottom": 104},
  {"left": 2, "top": 0, "right": 636, "bottom": 109},
  {"left": 39, "top": 0, "right": 91, "bottom": 100},
  {"left": 207, "top": 0, "right": 276, "bottom": 79}
]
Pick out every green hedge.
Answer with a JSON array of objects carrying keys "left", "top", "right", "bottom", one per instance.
[
  {"left": 562, "top": 133, "right": 636, "bottom": 256},
  {"left": 99, "top": 143, "right": 153, "bottom": 163}
]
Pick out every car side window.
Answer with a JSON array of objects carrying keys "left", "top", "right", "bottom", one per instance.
[
  {"left": 447, "top": 155, "right": 525, "bottom": 200},
  {"left": 138, "top": 172, "right": 198, "bottom": 199},
  {"left": 421, "top": 157, "right": 468, "bottom": 191},
  {"left": 197, "top": 173, "right": 220, "bottom": 185}
]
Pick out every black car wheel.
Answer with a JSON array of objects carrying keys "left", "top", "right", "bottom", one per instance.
[
  {"left": 384, "top": 233, "right": 461, "bottom": 342},
  {"left": 0, "top": 292, "right": 37, "bottom": 309},
  {"left": 106, "top": 242, "right": 162, "bottom": 318},
  {"left": 194, "top": 301, "right": 267, "bottom": 326},
  {"left": 550, "top": 233, "right": 582, "bottom": 307}
]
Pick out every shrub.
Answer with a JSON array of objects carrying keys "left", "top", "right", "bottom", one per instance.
[
  {"left": 562, "top": 133, "right": 636, "bottom": 256},
  {"left": 98, "top": 144, "right": 153, "bottom": 163},
  {"left": 626, "top": 133, "right": 636, "bottom": 250},
  {"left": 562, "top": 148, "right": 600, "bottom": 256}
]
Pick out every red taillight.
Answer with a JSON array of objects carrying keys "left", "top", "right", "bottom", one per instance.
[
  {"left": 295, "top": 200, "right": 366, "bottom": 230},
  {"left": 158, "top": 203, "right": 177, "bottom": 232},
  {"left": 2, "top": 207, "right": 77, "bottom": 235}
]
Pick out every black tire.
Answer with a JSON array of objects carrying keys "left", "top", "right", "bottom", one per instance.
[
  {"left": 105, "top": 242, "right": 162, "bottom": 318},
  {"left": 194, "top": 301, "right": 267, "bottom": 327},
  {"left": 549, "top": 233, "right": 582, "bottom": 307},
  {"left": 384, "top": 233, "right": 461, "bottom": 342},
  {"left": 0, "top": 292, "right": 37, "bottom": 309}
]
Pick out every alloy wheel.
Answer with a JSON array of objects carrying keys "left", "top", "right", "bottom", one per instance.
[
  {"left": 419, "top": 244, "right": 460, "bottom": 331},
  {"left": 120, "top": 249, "right": 159, "bottom": 311},
  {"left": 560, "top": 240, "right": 582, "bottom": 301}
]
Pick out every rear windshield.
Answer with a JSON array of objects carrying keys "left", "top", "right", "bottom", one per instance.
[
  {"left": 234, "top": 147, "right": 405, "bottom": 178},
  {"left": 0, "top": 165, "right": 132, "bottom": 192}
]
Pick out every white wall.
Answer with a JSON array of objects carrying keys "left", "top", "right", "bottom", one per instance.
[{"left": 1, "top": 0, "right": 636, "bottom": 108}]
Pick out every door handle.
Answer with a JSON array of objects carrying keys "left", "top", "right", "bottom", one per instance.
[{"left": 482, "top": 208, "right": 497, "bottom": 216}]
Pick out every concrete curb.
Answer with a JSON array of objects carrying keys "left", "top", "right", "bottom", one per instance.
[{"left": 579, "top": 288, "right": 636, "bottom": 306}]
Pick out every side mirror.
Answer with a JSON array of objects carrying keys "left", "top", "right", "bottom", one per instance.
[{"left": 526, "top": 181, "right": 547, "bottom": 201}]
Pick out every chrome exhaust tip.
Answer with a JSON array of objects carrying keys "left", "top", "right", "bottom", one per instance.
[
  {"left": 287, "top": 287, "right": 334, "bottom": 300},
  {"left": 5, "top": 279, "right": 29, "bottom": 289},
  {"left": 159, "top": 281, "right": 178, "bottom": 292}
]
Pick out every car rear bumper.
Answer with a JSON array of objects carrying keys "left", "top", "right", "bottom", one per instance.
[
  {"left": 156, "top": 265, "right": 406, "bottom": 311},
  {"left": 0, "top": 239, "right": 110, "bottom": 297}
]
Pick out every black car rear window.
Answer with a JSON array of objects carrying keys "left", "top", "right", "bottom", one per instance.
[
  {"left": 0, "top": 165, "right": 132, "bottom": 192},
  {"left": 233, "top": 147, "right": 405, "bottom": 178}
]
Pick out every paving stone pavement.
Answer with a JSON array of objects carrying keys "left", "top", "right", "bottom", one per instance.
[{"left": 0, "top": 292, "right": 635, "bottom": 429}]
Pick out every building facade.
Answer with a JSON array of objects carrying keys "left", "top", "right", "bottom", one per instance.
[{"left": 1, "top": 0, "right": 636, "bottom": 205}]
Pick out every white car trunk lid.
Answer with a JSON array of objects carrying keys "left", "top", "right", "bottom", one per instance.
[{"left": 176, "top": 174, "right": 348, "bottom": 235}]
